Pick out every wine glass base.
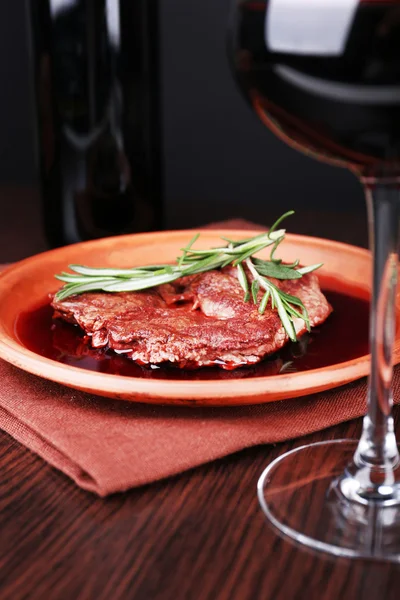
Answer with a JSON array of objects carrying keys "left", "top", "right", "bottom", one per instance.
[{"left": 257, "top": 440, "right": 400, "bottom": 562}]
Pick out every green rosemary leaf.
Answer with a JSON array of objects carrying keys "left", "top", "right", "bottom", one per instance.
[
  {"left": 258, "top": 290, "right": 270, "bottom": 314},
  {"left": 271, "top": 294, "right": 276, "bottom": 310},
  {"left": 55, "top": 280, "right": 118, "bottom": 301},
  {"left": 251, "top": 279, "right": 260, "bottom": 304},
  {"left": 285, "top": 258, "right": 300, "bottom": 269},
  {"left": 55, "top": 274, "right": 116, "bottom": 284},
  {"left": 178, "top": 233, "right": 200, "bottom": 267},
  {"left": 269, "top": 235, "right": 284, "bottom": 263},
  {"left": 273, "top": 290, "right": 297, "bottom": 342},
  {"left": 69, "top": 264, "right": 168, "bottom": 277},
  {"left": 226, "top": 229, "right": 285, "bottom": 256},
  {"left": 232, "top": 245, "right": 265, "bottom": 266},
  {"left": 219, "top": 236, "right": 249, "bottom": 245},
  {"left": 219, "top": 236, "right": 237, "bottom": 244},
  {"left": 268, "top": 210, "right": 295, "bottom": 234},
  {"left": 277, "top": 289, "right": 306, "bottom": 306},
  {"left": 282, "top": 302, "right": 305, "bottom": 321},
  {"left": 185, "top": 254, "right": 226, "bottom": 275},
  {"left": 220, "top": 255, "right": 236, "bottom": 268},
  {"left": 296, "top": 263, "right": 323, "bottom": 275},
  {"left": 103, "top": 272, "right": 182, "bottom": 292},
  {"left": 253, "top": 262, "right": 302, "bottom": 280},
  {"left": 237, "top": 263, "right": 249, "bottom": 297}
]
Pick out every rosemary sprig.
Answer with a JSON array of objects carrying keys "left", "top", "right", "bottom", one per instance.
[{"left": 54, "top": 211, "right": 323, "bottom": 341}]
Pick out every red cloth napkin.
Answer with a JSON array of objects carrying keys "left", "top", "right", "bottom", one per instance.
[{"left": 1, "top": 353, "right": 394, "bottom": 497}]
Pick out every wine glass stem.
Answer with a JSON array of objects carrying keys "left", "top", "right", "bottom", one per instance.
[{"left": 355, "top": 181, "right": 400, "bottom": 473}]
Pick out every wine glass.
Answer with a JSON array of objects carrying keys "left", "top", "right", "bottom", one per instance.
[{"left": 228, "top": 0, "right": 400, "bottom": 560}]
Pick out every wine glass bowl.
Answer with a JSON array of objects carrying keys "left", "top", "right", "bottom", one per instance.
[
  {"left": 229, "top": 0, "right": 400, "bottom": 175},
  {"left": 228, "top": 0, "right": 400, "bottom": 559}
]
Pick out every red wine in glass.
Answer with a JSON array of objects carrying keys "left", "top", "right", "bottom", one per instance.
[
  {"left": 231, "top": 0, "right": 400, "bottom": 170},
  {"left": 229, "top": 0, "right": 400, "bottom": 560}
]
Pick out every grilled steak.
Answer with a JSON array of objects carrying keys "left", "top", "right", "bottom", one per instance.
[{"left": 52, "top": 268, "right": 332, "bottom": 369}]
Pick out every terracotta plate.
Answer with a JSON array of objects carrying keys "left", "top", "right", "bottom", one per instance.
[{"left": 0, "top": 229, "right": 399, "bottom": 406}]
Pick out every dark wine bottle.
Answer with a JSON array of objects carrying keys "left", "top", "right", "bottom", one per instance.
[{"left": 28, "top": 0, "right": 163, "bottom": 247}]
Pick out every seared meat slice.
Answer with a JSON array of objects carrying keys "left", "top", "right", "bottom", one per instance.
[{"left": 52, "top": 269, "right": 332, "bottom": 369}]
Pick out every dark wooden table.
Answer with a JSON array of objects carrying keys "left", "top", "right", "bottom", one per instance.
[
  {"left": 1, "top": 188, "right": 400, "bottom": 600},
  {"left": 1, "top": 419, "right": 400, "bottom": 600}
]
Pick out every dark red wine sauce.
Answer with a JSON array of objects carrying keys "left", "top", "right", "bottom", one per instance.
[{"left": 14, "top": 283, "right": 370, "bottom": 381}]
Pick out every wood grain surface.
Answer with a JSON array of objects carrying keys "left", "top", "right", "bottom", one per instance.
[{"left": 0, "top": 416, "right": 399, "bottom": 600}]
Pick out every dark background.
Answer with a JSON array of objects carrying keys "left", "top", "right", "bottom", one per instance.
[{"left": 0, "top": 0, "right": 365, "bottom": 260}]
